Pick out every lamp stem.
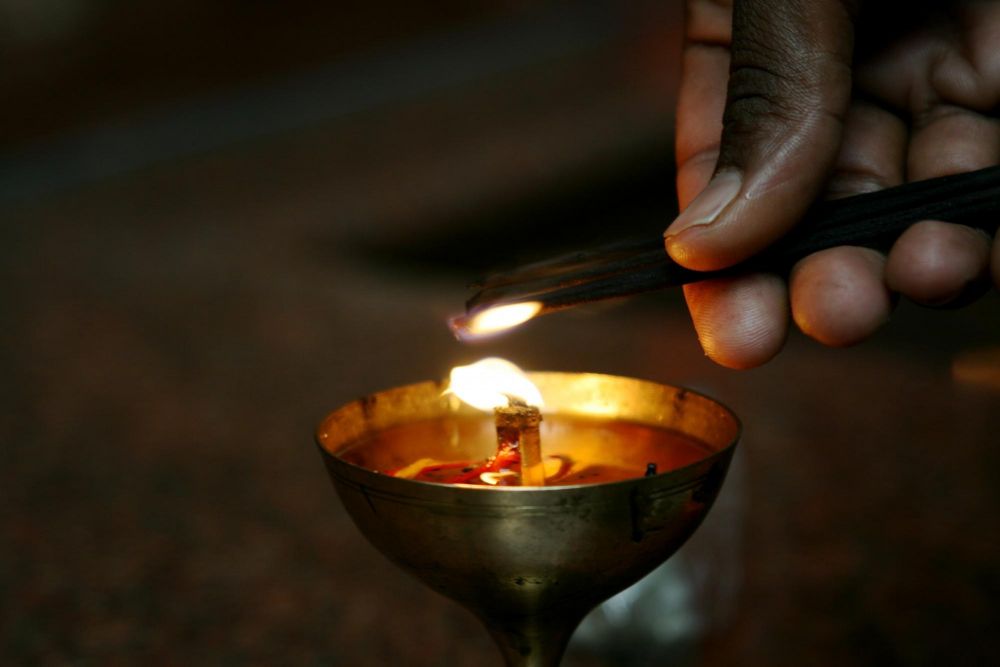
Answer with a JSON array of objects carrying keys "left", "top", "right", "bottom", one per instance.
[{"left": 483, "top": 612, "right": 584, "bottom": 667}]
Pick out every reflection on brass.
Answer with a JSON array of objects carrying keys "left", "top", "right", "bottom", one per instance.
[
  {"left": 953, "top": 346, "right": 1000, "bottom": 391},
  {"left": 315, "top": 372, "right": 740, "bottom": 667}
]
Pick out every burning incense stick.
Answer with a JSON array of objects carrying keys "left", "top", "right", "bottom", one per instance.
[{"left": 453, "top": 166, "right": 1000, "bottom": 339}]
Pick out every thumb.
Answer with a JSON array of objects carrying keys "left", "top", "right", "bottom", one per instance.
[{"left": 665, "top": 0, "right": 857, "bottom": 271}]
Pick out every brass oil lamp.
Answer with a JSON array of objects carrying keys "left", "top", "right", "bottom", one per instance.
[{"left": 315, "top": 366, "right": 740, "bottom": 666}]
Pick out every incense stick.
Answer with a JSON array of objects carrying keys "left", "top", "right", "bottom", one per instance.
[{"left": 463, "top": 166, "right": 1000, "bottom": 320}]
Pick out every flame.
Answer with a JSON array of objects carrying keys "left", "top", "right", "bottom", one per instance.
[
  {"left": 447, "top": 357, "right": 543, "bottom": 411},
  {"left": 451, "top": 302, "right": 541, "bottom": 341}
]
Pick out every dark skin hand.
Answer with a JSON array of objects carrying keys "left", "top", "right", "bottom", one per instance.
[{"left": 665, "top": 0, "right": 1000, "bottom": 368}]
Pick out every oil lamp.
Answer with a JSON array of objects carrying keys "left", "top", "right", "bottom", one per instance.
[{"left": 315, "top": 362, "right": 740, "bottom": 666}]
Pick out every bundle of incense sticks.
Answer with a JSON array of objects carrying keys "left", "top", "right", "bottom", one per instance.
[{"left": 464, "top": 166, "right": 1000, "bottom": 320}]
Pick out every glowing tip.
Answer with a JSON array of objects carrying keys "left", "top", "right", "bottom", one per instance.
[{"left": 449, "top": 301, "right": 542, "bottom": 342}]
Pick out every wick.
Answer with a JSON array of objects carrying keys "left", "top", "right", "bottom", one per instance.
[
  {"left": 645, "top": 462, "right": 657, "bottom": 477},
  {"left": 504, "top": 394, "right": 528, "bottom": 408},
  {"left": 493, "top": 401, "right": 544, "bottom": 486}
]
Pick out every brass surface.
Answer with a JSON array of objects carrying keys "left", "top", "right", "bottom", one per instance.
[{"left": 315, "top": 372, "right": 740, "bottom": 667}]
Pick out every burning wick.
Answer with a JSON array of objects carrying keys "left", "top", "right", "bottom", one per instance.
[
  {"left": 494, "top": 397, "right": 545, "bottom": 487},
  {"left": 446, "top": 358, "right": 546, "bottom": 486},
  {"left": 449, "top": 302, "right": 542, "bottom": 342},
  {"left": 644, "top": 462, "right": 657, "bottom": 477}
]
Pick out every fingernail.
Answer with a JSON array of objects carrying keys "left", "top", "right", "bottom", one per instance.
[{"left": 664, "top": 170, "right": 743, "bottom": 239}]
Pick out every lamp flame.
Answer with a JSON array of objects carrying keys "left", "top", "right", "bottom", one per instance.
[
  {"left": 450, "top": 302, "right": 542, "bottom": 341},
  {"left": 447, "top": 357, "right": 543, "bottom": 411}
]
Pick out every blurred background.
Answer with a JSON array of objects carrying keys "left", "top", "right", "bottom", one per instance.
[{"left": 2, "top": 1, "right": 998, "bottom": 665}]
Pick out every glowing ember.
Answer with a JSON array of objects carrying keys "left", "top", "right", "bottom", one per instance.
[
  {"left": 446, "top": 357, "right": 543, "bottom": 411},
  {"left": 451, "top": 302, "right": 541, "bottom": 341}
]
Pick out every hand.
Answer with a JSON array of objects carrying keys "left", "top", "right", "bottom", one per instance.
[{"left": 665, "top": 0, "right": 1000, "bottom": 368}]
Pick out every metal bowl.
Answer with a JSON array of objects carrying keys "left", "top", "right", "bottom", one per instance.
[{"left": 316, "top": 372, "right": 740, "bottom": 666}]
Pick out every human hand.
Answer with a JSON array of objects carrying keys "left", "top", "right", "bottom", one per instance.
[{"left": 665, "top": 0, "right": 1000, "bottom": 368}]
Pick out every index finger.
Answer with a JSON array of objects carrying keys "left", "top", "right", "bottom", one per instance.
[{"left": 675, "top": 0, "right": 732, "bottom": 209}]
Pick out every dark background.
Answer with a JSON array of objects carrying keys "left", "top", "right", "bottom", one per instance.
[{"left": 2, "top": 1, "right": 999, "bottom": 665}]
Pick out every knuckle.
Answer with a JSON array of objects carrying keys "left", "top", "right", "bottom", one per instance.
[
  {"left": 726, "top": 48, "right": 842, "bottom": 124},
  {"left": 720, "top": 49, "right": 850, "bottom": 165},
  {"left": 724, "top": 0, "right": 853, "bottom": 125}
]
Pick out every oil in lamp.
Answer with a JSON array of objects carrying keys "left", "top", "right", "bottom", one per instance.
[{"left": 315, "top": 355, "right": 739, "bottom": 666}]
